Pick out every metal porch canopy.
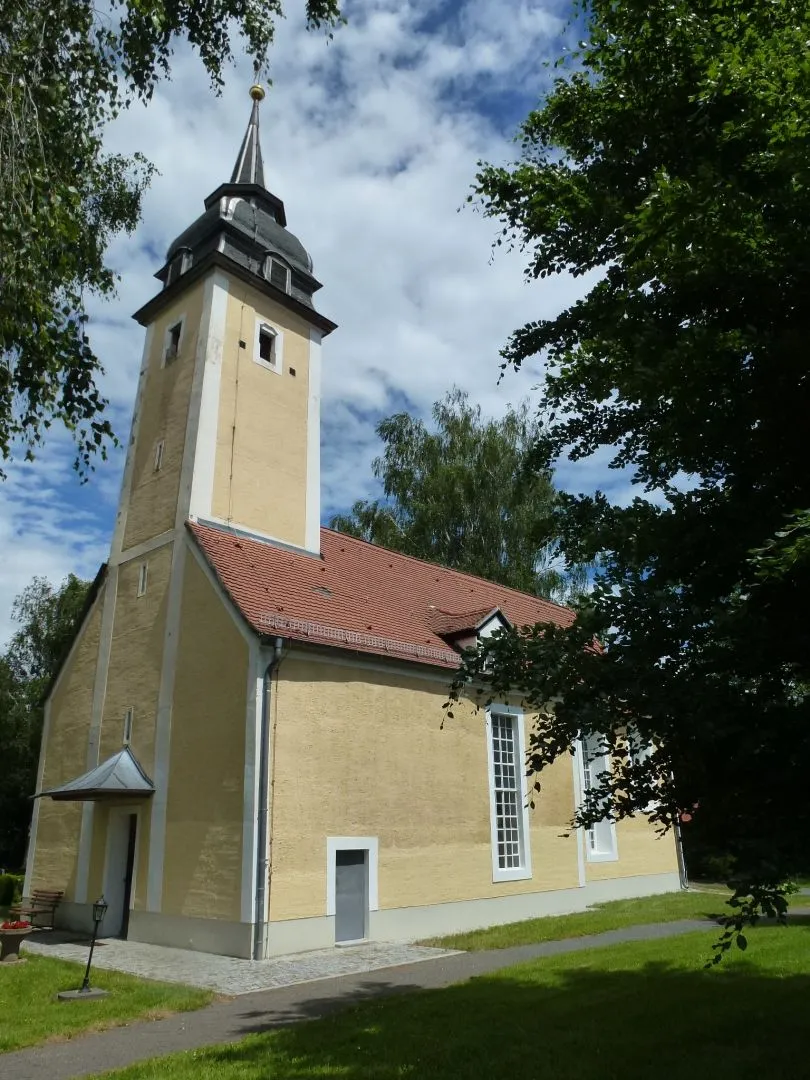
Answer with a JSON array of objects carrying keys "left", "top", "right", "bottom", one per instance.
[{"left": 35, "top": 747, "right": 155, "bottom": 801}]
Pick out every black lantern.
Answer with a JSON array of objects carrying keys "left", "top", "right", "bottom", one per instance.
[
  {"left": 92, "top": 895, "right": 108, "bottom": 928},
  {"left": 58, "top": 893, "right": 110, "bottom": 1000},
  {"left": 80, "top": 895, "right": 107, "bottom": 992}
]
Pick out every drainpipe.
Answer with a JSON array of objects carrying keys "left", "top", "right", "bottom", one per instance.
[
  {"left": 253, "top": 637, "right": 283, "bottom": 960},
  {"left": 674, "top": 820, "right": 690, "bottom": 890}
]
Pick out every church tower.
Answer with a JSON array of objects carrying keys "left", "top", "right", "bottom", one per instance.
[
  {"left": 113, "top": 83, "right": 336, "bottom": 562},
  {"left": 25, "top": 86, "right": 336, "bottom": 931}
]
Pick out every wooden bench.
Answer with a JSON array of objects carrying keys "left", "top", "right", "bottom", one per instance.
[{"left": 10, "top": 889, "right": 64, "bottom": 929}]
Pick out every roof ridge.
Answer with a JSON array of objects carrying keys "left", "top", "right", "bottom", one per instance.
[{"left": 320, "top": 526, "right": 572, "bottom": 617}]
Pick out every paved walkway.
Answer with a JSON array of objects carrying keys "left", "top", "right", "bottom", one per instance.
[
  {"left": 4, "top": 918, "right": 716, "bottom": 1080},
  {"left": 22, "top": 933, "right": 453, "bottom": 995}
]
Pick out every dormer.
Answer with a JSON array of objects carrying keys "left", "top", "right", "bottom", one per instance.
[{"left": 426, "top": 606, "right": 511, "bottom": 655}]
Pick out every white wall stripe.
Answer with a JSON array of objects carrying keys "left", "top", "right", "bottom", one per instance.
[
  {"left": 305, "top": 328, "right": 322, "bottom": 554},
  {"left": 74, "top": 804, "right": 96, "bottom": 906},
  {"left": 74, "top": 565, "right": 119, "bottom": 904},
  {"left": 117, "top": 530, "right": 175, "bottom": 565},
  {"left": 571, "top": 740, "right": 587, "bottom": 888},
  {"left": 240, "top": 640, "right": 263, "bottom": 924},
  {"left": 188, "top": 274, "right": 229, "bottom": 520},
  {"left": 111, "top": 326, "right": 154, "bottom": 562}
]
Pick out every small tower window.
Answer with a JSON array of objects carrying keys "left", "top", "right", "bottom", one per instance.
[
  {"left": 254, "top": 320, "right": 282, "bottom": 373},
  {"left": 123, "top": 707, "right": 134, "bottom": 745},
  {"left": 137, "top": 563, "right": 149, "bottom": 597},
  {"left": 259, "top": 327, "right": 275, "bottom": 364},
  {"left": 266, "top": 257, "right": 290, "bottom": 294},
  {"left": 164, "top": 321, "right": 182, "bottom": 364},
  {"left": 153, "top": 439, "right": 165, "bottom": 472}
]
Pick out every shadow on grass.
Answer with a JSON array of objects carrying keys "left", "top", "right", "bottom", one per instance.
[{"left": 202, "top": 927, "right": 810, "bottom": 1080}]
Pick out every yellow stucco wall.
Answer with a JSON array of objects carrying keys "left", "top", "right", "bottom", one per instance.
[
  {"left": 211, "top": 282, "right": 312, "bottom": 546},
  {"left": 267, "top": 658, "right": 582, "bottom": 922},
  {"left": 31, "top": 588, "right": 105, "bottom": 897},
  {"left": 585, "top": 814, "right": 679, "bottom": 881},
  {"left": 97, "top": 544, "right": 173, "bottom": 777},
  {"left": 123, "top": 282, "right": 206, "bottom": 551},
  {"left": 162, "top": 552, "right": 249, "bottom": 921},
  {"left": 33, "top": 547, "right": 170, "bottom": 906}
]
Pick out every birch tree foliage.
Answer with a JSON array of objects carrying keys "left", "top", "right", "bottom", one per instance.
[{"left": 332, "top": 389, "right": 588, "bottom": 602}]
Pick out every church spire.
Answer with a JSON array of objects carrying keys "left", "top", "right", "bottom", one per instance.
[{"left": 230, "top": 82, "right": 266, "bottom": 187}]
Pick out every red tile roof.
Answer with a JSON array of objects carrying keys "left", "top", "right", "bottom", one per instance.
[
  {"left": 425, "top": 605, "right": 501, "bottom": 637},
  {"left": 188, "top": 522, "right": 575, "bottom": 669}
]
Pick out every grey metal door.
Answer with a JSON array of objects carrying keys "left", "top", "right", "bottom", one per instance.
[{"left": 335, "top": 849, "right": 367, "bottom": 942}]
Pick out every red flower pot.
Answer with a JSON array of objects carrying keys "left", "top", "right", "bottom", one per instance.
[{"left": 0, "top": 926, "right": 32, "bottom": 963}]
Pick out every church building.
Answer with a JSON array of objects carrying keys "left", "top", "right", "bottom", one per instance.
[{"left": 24, "top": 87, "right": 680, "bottom": 958}]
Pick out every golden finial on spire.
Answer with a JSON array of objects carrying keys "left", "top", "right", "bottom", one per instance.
[{"left": 250, "top": 59, "right": 265, "bottom": 102}]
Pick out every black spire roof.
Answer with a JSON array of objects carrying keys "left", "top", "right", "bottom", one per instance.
[
  {"left": 136, "top": 83, "right": 336, "bottom": 335},
  {"left": 230, "top": 92, "right": 265, "bottom": 186}
]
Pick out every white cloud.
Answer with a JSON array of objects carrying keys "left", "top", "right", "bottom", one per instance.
[
  {"left": 1, "top": 0, "right": 596, "bottom": 643},
  {"left": 0, "top": 434, "right": 110, "bottom": 644}
]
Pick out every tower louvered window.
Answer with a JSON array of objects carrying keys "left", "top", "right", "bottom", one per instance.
[{"left": 268, "top": 258, "right": 290, "bottom": 293}]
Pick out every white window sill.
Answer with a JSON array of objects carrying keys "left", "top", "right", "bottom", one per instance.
[
  {"left": 253, "top": 356, "right": 282, "bottom": 375},
  {"left": 492, "top": 866, "right": 533, "bottom": 884},
  {"left": 586, "top": 851, "right": 619, "bottom": 863}
]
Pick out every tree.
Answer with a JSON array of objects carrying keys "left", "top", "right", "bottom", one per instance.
[
  {"left": 450, "top": 0, "right": 810, "bottom": 956},
  {"left": 0, "top": 0, "right": 340, "bottom": 478},
  {"left": 0, "top": 574, "right": 91, "bottom": 868},
  {"left": 331, "top": 389, "right": 587, "bottom": 600}
]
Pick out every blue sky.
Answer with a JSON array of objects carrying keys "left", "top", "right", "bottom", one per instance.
[{"left": 0, "top": 0, "right": 625, "bottom": 643}]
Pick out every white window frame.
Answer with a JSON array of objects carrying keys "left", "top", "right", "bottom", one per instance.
[
  {"left": 478, "top": 613, "right": 507, "bottom": 672},
  {"left": 153, "top": 439, "right": 165, "bottom": 472},
  {"left": 325, "top": 836, "right": 379, "bottom": 916},
  {"left": 626, "top": 724, "right": 658, "bottom": 813},
  {"left": 578, "top": 734, "right": 619, "bottom": 863},
  {"left": 253, "top": 319, "right": 283, "bottom": 374},
  {"left": 136, "top": 562, "right": 148, "bottom": 597},
  {"left": 486, "top": 704, "right": 532, "bottom": 883},
  {"left": 478, "top": 612, "right": 507, "bottom": 640},
  {"left": 162, "top": 316, "right": 185, "bottom": 366},
  {"left": 123, "top": 707, "right": 134, "bottom": 745}
]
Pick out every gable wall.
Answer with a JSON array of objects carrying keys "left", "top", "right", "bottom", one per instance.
[
  {"left": 97, "top": 543, "right": 173, "bottom": 778},
  {"left": 30, "top": 587, "right": 105, "bottom": 897},
  {"left": 161, "top": 552, "right": 249, "bottom": 922}
]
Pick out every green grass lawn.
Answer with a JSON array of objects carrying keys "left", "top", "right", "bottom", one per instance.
[
  {"left": 92, "top": 923, "right": 810, "bottom": 1080},
  {"left": 419, "top": 886, "right": 808, "bottom": 951},
  {"left": 0, "top": 954, "right": 212, "bottom": 1053}
]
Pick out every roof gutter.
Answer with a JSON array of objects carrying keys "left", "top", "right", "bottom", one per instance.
[{"left": 253, "top": 636, "right": 284, "bottom": 960}]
